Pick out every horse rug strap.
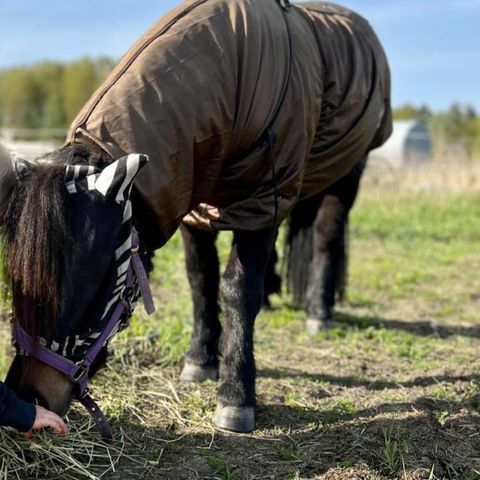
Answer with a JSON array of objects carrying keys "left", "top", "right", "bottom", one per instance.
[
  {"left": 276, "top": 0, "right": 291, "bottom": 11},
  {"left": 12, "top": 227, "right": 155, "bottom": 440}
]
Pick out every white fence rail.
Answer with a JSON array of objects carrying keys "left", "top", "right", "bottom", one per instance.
[{"left": 0, "top": 128, "right": 66, "bottom": 160}]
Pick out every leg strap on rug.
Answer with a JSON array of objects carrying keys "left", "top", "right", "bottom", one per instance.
[{"left": 277, "top": 0, "right": 291, "bottom": 11}]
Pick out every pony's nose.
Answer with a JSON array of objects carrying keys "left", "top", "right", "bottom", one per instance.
[{"left": 6, "top": 355, "right": 74, "bottom": 416}]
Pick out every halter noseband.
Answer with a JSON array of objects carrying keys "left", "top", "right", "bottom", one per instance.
[{"left": 12, "top": 228, "right": 155, "bottom": 440}]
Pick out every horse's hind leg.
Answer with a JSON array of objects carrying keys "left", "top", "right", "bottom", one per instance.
[
  {"left": 216, "top": 228, "right": 276, "bottom": 432},
  {"left": 306, "top": 155, "right": 367, "bottom": 334},
  {"left": 180, "top": 224, "right": 221, "bottom": 382},
  {"left": 306, "top": 195, "right": 344, "bottom": 333}
]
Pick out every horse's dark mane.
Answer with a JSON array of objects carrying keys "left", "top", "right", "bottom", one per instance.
[{"left": 2, "top": 142, "right": 110, "bottom": 339}]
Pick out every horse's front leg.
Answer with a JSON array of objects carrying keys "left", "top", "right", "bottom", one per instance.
[
  {"left": 215, "top": 228, "right": 276, "bottom": 432},
  {"left": 180, "top": 224, "right": 221, "bottom": 382}
]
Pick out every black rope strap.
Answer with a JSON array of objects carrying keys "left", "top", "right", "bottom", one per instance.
[{"left": 233, "top": 0, "right": 293, "bottom": 229}]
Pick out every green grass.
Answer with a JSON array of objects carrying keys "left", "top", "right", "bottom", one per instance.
[
  {"left": 199, "top": 449, "right": 239, "bottom": 480},
  {"left": 322, "top": 398, "right": 357, "bottom": 424},
  {"left": 351, "top": 190, "right": 480, "bottom": 243},
  {"left": 381, "top": 424, "right": 402, "bottom": 475},
  {"left": 1, "top": 187, "right": 480, "bottom": 479}
]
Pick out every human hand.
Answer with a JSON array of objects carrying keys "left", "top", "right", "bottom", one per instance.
[
  {"left": 24, "top": 405, "right": 68, "bottom": 439},
  {"left": 183, "top": 203, "right": 221, "bottom": 230}
]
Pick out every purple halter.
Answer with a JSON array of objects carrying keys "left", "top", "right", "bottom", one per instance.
[{"left": 12, "top": 228, "right": 155, "bottom": 440}]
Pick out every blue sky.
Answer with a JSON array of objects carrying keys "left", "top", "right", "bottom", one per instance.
[{"left": 0, "top": 0, "right": 479, "bottom": 111}]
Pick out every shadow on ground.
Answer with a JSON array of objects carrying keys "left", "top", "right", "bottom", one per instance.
[
  {"left": 335, "top": 311, "right": 480, "bottom": 339},
  {"left": 258, "top": 367, "right": 480, "bottom": 392},
  {"left": 114, "top": 393, "right": 480, "bottom": 480}
]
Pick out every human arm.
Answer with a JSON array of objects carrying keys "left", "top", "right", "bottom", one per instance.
[{"left": 0, "top": 381, "right": 67, "bottom": 436}]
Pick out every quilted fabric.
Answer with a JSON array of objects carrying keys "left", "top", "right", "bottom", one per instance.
[{"left": 67, "top": 0, "right": 391, "bottom": 247}]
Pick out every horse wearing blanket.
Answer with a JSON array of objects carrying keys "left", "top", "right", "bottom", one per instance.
[{"left": 0, "top": 0, "right": 391, "bottom": 434}]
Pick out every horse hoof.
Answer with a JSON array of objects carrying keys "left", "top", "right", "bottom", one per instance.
[
  {"left": 180, "top": 362, "right": 218, "bottom": 382},
  {"left": 306, "top": 317, "right": 332, "bottom": 334},
  {"left": 214, "top": 406, "right": 255, "bottom": 433}
]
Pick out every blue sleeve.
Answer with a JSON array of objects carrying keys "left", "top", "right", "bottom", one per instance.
[{"left": 0, "top": 381, "right": 36, "bottom": 432}]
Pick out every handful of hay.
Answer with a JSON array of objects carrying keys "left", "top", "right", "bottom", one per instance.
[{"left": 0, "top": 412, "right": 150, "bottom": 480}]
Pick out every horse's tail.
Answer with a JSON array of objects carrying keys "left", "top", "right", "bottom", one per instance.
[{"left": 286, "top": 195, "right": 349, "bottom": 308}]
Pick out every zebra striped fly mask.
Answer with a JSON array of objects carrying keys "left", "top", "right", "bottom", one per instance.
[
  {"left": 9, "top": 152, "right": 156, "bottom": 438},
  {"left": 13, "top": 153, "right": 153, "bottom": 360}
]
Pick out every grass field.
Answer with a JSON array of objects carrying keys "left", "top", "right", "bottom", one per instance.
[{"left": 1, "top": 181, "right": 480, "bottom": 479}]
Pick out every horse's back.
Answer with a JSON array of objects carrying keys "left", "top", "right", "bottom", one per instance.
[
  {"left": 67, "top": 0, "right": 391, "bottom": 241},
  {"left": 292, "top": 1, "right": 392, "bottom": 199}
]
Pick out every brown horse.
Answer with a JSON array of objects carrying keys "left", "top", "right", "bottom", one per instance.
[{"left": 0, "top": 0, "right": 391, "bottom": 433}]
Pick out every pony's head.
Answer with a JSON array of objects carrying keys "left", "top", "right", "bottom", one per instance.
[{"left": 0, "top": 143, "right": 149, "bottom": 415}]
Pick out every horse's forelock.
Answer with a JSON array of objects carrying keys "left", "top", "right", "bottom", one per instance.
[
  {"left": 2, "top": 161, "right": 73, "bottom": 340},
  {"left": 2, "top": 142, "right": 112, "bottom": 340}
]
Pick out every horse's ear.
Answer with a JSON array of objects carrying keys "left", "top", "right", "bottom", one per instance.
[
  {"left": 94, "top": 154, "right": 148, "bottom": 203},
  {"left": 14, "top": 158, "right": 38, "bottom": 180},
  {"left": 0, "top": 144, "right": 15, "bottom": 226},
  {"left": 0, "top": 144, "right": 37, "bottom": 225}
]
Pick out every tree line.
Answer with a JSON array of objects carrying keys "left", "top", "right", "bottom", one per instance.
[
  {"left": 1, "top": 57, "right": 479, "bottom": 159},
  {"left": 0, "top": 57, "right": 115, "bottom": 130}
]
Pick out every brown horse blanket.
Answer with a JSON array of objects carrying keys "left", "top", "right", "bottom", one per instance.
[{"left": 67, "top": 0, "right": 391, "bottom": 247}]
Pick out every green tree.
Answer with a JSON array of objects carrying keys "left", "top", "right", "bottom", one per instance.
[
  {"left": 393, "top": 103, "right": 432, "bottom": 123},
  {"left": 0, "top": 68, "right": 42, "bottom": 128},
  {"left": 33, "top": 62, "right": 66, "bottom": 129},
  {"left": 63, "top": 57, "right": 104, "bottom": 124},
  {"left": 0, "top": 57, "right": 113, "bottom": 132}
]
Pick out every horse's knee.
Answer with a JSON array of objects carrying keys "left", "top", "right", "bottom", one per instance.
[
  {"left": 221, "top": 264, "right": 263, "bottom": 317},
  {"left": 220, "top": 273, "right": 241, "bottom": 310}
]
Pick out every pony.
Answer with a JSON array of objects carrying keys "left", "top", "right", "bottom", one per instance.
[{"left": 0, "top": 0, "right": 391, "bottom": 433}]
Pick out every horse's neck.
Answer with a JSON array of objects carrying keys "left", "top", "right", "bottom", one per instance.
[{"left": 80, "top": 138, "right": 117, "bottom": 169}]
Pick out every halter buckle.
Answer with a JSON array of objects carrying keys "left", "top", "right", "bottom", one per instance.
[
  {"left": 72, "top": 363, "right": 89, "bottom": 384},
  {"left": 120, "top": 285, "right": 134, "bottom": 301}
]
